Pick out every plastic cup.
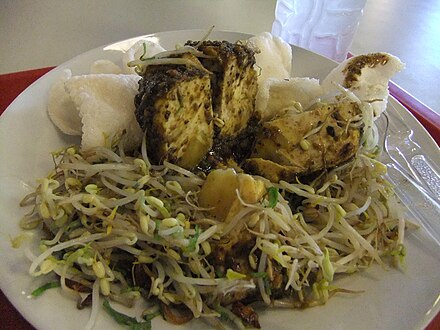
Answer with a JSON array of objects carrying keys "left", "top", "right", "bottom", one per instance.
[{"left": 272, "top": 0, "right": 367, "bottom": 62}]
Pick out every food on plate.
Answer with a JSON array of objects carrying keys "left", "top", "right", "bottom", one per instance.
[
  {"left": 134, "top": 53, "right": 214, "bottom": 169},
  {"left": 321, "top": 52, "right": 405, "bottom": 117},
  {"left": 185, "top": 40, "right": 258, "bottom": 140},
  {"left": 89, "top": 59, "right": 123, "bottom": 74},
  {"left": 122, "top": 39, "right": 166, "bottom": 74},
  {"left": 47, "top": 69, "right": 82, "bottom": 135},
  {"left": 244, "top": 102, "right": 362, "bottom": 182},
  {"left": 47, "top": 38, "right": 166, "bottom": 149},
  {"left": 246, "top": 32, "right": 292, "bottom": 84},
  {"left": 199, "top": 168, "right": 266, "bottom": 222},
  {"left": 135, "top": 40, "right": 259, "bottom": 169},
  {"left": 18, "top": 31, "right": 407, "bottom": 329},
  {"left": 48, "top": 71, "right": 143, "bottom": 151},
  {"left": 255, "top": 77, "right": 322, "bottom": 120}
]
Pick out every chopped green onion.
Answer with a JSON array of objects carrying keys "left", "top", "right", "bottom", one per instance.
[
  {"left": 267, "top": 187, "right": 279, "bottom": 208},
  {"left": 263, "top": 276, "right": 272, "bottom": 295},
  {"left": 143, "top": 311, "right": 160, "bottom": 322},
  {"left": 153, "top": 220, "right": 162, "bottom": 241},
  {"left": 250, "top": 271, "right": 267, "bottom": 278},
  {"left": 103, "top": 299, "right": 152, "bottom": 329},
  {"left": 186, "top": 225, "right": 200, "bottom": 252},
  {"left": 140, "top": 42, "right": 149, "bottom": 61},
  {"left": 31, "top": 281, "right": 60, "bottom": 297},
  {"left": 103, "top": 299, "right": 138, "bottom": 324},
  {"left": 129, "top": 323, "right": 152, "bottom": 330},
  {"left": 215, "top": 269, "right": 224, "bottom": 278}
]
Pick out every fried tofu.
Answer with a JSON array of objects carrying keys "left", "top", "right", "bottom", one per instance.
[
  {"left": 135, "top": 41, "right": 259, "bottom": 169},
  {"left": 243, "top": 102, "right": 361, "bottom": 182},
  {"left": 186, "top": 40, "right": 258, "bottom": 140},
  {"left": 134, "top": 55, "right": 214, "bottom": 169}
]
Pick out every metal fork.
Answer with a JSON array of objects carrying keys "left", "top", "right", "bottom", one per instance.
[{"left": 381, "top": 100, "right": 440, "bottom": 246}]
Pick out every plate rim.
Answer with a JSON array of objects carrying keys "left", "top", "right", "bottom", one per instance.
[{"left": 1, "top": 29, "right": 439, "bottom": 330}]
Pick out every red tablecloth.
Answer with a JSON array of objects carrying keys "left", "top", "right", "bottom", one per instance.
[{"left": 0, "top": 67, "right": 439, "bottom": 329}]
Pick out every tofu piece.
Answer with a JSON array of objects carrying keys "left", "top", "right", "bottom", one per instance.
[
  {"left": 135, "top": 55, "right": 214, "bottom": 169},
  {"left": 243, "top": 102, "right": 361, "bottom": 182},
  {"left": 243, "top": 158, "right": 297, "bottom": 183},
  {"left": 187, "top": 40, "right": 258, "bottom": 139}
]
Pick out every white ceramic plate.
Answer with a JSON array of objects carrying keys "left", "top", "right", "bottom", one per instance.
[{"left": 1, "top": 30, "right": 439, "bottom": 330}]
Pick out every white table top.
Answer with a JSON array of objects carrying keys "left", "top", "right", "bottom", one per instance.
[{"left": 1, "top": 0, "right": 439, "bottom": 114}]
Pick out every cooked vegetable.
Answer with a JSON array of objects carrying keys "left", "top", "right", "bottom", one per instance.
[
  {"left": 21, "top": 32, "right": 408, "bottom": 329},
  {"left": 267, "top": 187, "right": 278, "bottom": 208},
  {"left": 103, "top": 299, "right": 156, "bottom": 329},
  {"left": 31, "top": 281, "right": 61, "bottom": 297},
  {"left": 103, "top": 299, "right": 141, "bottom": 325},
  {"left": 19, "top": 126, "right": 405, "bottom": 327}
]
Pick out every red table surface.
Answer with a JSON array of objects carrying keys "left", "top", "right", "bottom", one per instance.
[{"left": 0, "top": 68, "right": 439, "bottom": 330}]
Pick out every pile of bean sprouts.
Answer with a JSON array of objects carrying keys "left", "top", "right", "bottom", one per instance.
[{"left": 19, "top": 99, "right": 407, "bottom": 329}]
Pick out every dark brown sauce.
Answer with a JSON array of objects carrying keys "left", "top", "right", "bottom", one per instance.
[{"left": 343, "top": 53, "right": 390, "bottom": 88}]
